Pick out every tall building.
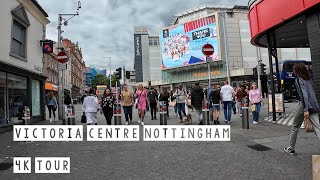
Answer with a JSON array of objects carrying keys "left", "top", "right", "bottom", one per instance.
[
  {"left": 133, "top": 26, "right": 161, "bottom": 85},
  {"left": 101, "top": 69, "right": 107, "bottom": 77},
  {"left": 62, "top": 39, "right": 86, "bottom": 98},
  {"left": 160, "top": 5, "right": 311, "bottom": 91},
  {"left": 0, "top": 0, "right": 49, "bottom": 129},
  {"left": 85, "top": 66, "right": 100, "bottom": 88}
]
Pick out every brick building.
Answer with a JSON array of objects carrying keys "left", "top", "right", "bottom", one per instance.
[{"left": 44, "top": 53, "right": 58, "bottom": 93}]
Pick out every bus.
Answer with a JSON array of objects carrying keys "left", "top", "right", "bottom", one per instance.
[
  {"left": 96, "top": 85, "right": 107, "bottom": 99},
  {"left": 278, "top": 60, "right": 312, "bottom": 101}
]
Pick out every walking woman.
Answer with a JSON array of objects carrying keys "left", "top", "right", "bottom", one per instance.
[
  {"left": 82, "top": 89, "right": 100, "bottom": 125},
  {"left": 284, "top": 63, "right": 320, "bottom": 155},
  {"left": 249, "top": 82, "right": 262, "bottom": 124},
  {"left": 135, "top": 84, "right": 147, "bottom": 125},
  {"left": 47, "top": 91, "right": 57, "bottom": 124},
  {"left": 159, "top": 87, "right": 170, "bottom": 117},
  {"left": 209, "top": 85, "right": 221, "bottom": 124},
  {"left": 100, "top": 88, "right": 115, "bottom": 125}
]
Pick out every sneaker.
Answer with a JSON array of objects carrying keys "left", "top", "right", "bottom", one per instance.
[
  {"left": 284, "top": 147, "right": 295, "bottom": 155},
  {"left": 49, "top": 118, "right": 52, "bottom": 124},
  {"left": 138, "top": 120, "right": 141, "bottom": 124},
  {"left": 125, "top": 121, "right": 129, "bottom": 125},
  {"left": 240, "top": 114, "right": 242, "bottom": 117},
  {"left": 225, "top": 120, "right": 228, "bottom": 123},
  {"left": 198, "top": 121, "right": 203, "bottom": 125},
  {"left": 141, "top": 122, "right": 144, "bottom": 126},
  {"left": 227, "top": 121, "right": 231, "bottom": 124},
  {"left": 253, "top": 121, "right": 258, "bottom": 125}
]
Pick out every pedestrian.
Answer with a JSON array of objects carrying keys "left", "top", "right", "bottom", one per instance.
[
  {"left": 159, "top": 87, "right": 170, "bottom": 117},
  {"left": 121, "top": 84, "right": 134, "bottom": 125},
  {"left": 174, "top": 84, "right": 187, "bottom": 123},
  {"left": 100, "top": 88, "right": 115, "bottom": 125},
  {"left": 249, "top": 82, "right": 262, "bottom": 124},
  {"left": 187, "top": 90, "right": 194, "bottom": 112},
  {"left": 209, "top": 85, "right": 221, "bottom": 124},
  {"left": 81, "top": 91, "right": 88, "bottom": 104},
  {"left": 191, "top": 81, "right": 204, "bottom": 125},
  {"left": 47, "top": 91, "right": 57, "bottom": 124},
  {"left": 220, "top": 80, "right": 235, "bottom": 124},
  {"left": 135, "top": 84, "right": 147, "bottom": 125},
  {"left": 170, "top": 89, "right": 178, "bottom": 117},
  {"left": 64, "top": 93, "right": 72, "bottom": 105},
  {"left": 148, "top": 88, "right": 158, "bottom": 120},
  {"left": 82, "top": 89, "right": 100, "bottom": 125},
  {"left": 284, "top": 63, "right": 320, "bottom": 155},
  {"left": 236, "top": 86, "right": 248, "bottom": 117}
]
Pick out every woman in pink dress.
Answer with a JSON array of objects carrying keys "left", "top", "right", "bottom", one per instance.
[{"left": 135, "top": 84, "right": 147, "bottom": 125}]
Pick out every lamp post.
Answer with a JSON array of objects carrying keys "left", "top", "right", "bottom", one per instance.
[
  {"left": 57, "top": 1, "right": 81, "bottom": 121},
  {"left": 103, "top": 57, "right": 112, "bottom": 88}
]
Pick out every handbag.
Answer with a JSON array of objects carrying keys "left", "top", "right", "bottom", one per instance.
[
  {"left": 52, "top": 105, "right": 57, "bottom": 111},
  {"left": 169, "top": 100, "right": 176, "bottom": 107},
  {"left": 251, "top": 104, "right": 256, "bottom": 112},
  {"left": 81, "top": 112, "right": 86, "bottom": 123},
  {"left": 304, "top": 117, "right": 315, "bottom": 133}
]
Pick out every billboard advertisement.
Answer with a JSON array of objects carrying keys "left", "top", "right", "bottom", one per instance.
[
  {"left": 134, "top": 34, "right": 143, "bottom": 82},
  {"left": 161, "top": 15, "right": 219, "bottom": 69}
]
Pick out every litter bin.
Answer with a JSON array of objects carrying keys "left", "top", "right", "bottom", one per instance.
[
  {"left": 241, "top": 98, "right": 249, "bottom": 129},
  {"left": 159, "top": 101, "right": 167, "bottom": 125},
  {"left": 201, "top": 100, "right": 210, "bottom": 125},
  {"left": 113, "top": 102, "right": 122, "bottom": 125}
]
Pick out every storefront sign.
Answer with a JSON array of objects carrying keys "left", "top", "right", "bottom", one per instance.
[{"left": 192, "top": 71, "right": 221, "bottom": 77}]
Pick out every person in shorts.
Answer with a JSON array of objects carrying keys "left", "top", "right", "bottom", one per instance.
[{"left": 209, "top": 85, "right": 221, "bottom": 124}]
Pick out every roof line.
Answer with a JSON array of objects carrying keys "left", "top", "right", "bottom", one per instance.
[{"left": 31, "top": 0, "right": 49, "bottom": 17}]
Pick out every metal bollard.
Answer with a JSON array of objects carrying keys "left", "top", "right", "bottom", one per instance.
[
  {"left": 159, "top": 101, "right": 167, "bottom": 125},
  {"left": 201, "top": 100, "right": 210, "bottom": 125},
  {"left": 113, "top": 103, "right": 122, "bottom": 125},
  {"left": 241, "top": 107, "right": 249, "bottom": 129}
]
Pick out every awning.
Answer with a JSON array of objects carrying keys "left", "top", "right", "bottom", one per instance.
[{"left": 45, "top": 82, "right": 58, "bottom": 91}]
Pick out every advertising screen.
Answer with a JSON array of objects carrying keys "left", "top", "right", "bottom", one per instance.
[{"left": 161, "top": 15, "right": 219, "bottom": 69}]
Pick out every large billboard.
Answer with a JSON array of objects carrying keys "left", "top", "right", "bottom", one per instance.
[{"left": 161, "top": 15, "right": 219, "bottom": 69}]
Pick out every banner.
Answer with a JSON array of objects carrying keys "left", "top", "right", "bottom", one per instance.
[{"left": 268, "top": 93, "right": 284, "bottom": 113}]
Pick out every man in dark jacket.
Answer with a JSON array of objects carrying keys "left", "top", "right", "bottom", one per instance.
[
  {"left": 191, "top": 81, "right": 204, "bottom": 125},
  {"left": 148, "top": 88, "right": 158, "bottom": 120}
]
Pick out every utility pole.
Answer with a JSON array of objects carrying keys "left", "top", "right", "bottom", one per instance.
[{"left": 57, "top": 1, "right": 81, "bottom": 121}]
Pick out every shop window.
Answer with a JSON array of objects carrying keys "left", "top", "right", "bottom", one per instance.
[
  {"left": 0, "top": 72, "right": 6, "bottom": 125},
  {"left": 32, "top": 80, "right": 40, "bottom": 116},
  {"left": 7, "top": 73, "right": 27, "bottom": 124}
]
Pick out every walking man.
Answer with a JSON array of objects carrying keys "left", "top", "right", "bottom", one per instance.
[
  {"left": 220, "top": 80, "right": 235, "bottom": 124},
  {"left": 121, "top": 84, "right": 134, "bottom": 125},
  {"left": 148, "top": 88, "right": 158, "bottom": 120},
  {"left": 191, "top": 81, "right": 204, "bottom": 125}
]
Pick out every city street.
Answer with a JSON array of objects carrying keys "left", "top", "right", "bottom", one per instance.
[{"left": 0, "top": 101, "right": 319, "bottom": 179}]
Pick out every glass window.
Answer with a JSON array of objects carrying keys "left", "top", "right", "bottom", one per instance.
[
  {"left": 7, "top": 73, "right": 27, "bottom": 124},
  {"left": 11, "top": 20, "right": 26, "bottom": 58},
  {"left": 239, "top": 19, "right": 258, "bottom": 68},
  {"left": 0, "top": 72, "right": 6, "bottom": 125},
  {"left": 32, "top": 80, "right": 40, "bottom": 116},
  {"left": 153, "top": 39, "right": 158, "bottom": 46},
  {"left": 149, "top": 39, "right": 153, "bottom": 46},
  {"left": 281, "top": 48, "right": 297, "bottom": 60}
]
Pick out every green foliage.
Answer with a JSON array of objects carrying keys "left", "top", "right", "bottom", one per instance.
[{"left": 92, "top": 74, "right": 120, "bottom": 88}]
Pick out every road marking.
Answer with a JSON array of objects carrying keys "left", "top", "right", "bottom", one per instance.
[{"left": 264, "top": 113, "right": 303, "bottom": 128}]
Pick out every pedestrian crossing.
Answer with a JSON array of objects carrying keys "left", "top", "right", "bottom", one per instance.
[{"left": 264, "top": 113, "right": 305, "bottom": 128}]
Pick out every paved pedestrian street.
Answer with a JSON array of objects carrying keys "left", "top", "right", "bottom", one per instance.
[{"left": 0, "top": 102, "right": 319, "bottom": 180}]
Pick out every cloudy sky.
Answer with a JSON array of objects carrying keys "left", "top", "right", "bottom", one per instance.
[{"left": 40, "top": 0, "right": 246, "bottom": 72}]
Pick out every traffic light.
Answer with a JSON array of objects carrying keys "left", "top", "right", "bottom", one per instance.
[
  {"left": 260, "top": 63, "right": 266, "bottom": 75},
  {"left": 253, "top": 67, "right": 257, "bottom": 78},
  {"left": 125, "top": 71, "right": 130, "bottom": 79},
  {"left": 115, "top": 67, "right": 122, "bottom": 79}
]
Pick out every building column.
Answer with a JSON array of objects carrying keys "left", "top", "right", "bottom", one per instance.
[{"left": 306, "top": 10, "right": 320, "bottom": 101}]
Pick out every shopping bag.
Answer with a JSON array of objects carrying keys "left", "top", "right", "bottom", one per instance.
[
  {"left": 250, "top": 104, "right": 256, "bottom": 112},
  {"left": 304, "top": 117, "right": 315, "bottom": 133},
  {"left": 312, "top": 155, "right": 320, "bottom": 180},
  {"left": 81, "top": 112, "right": 86, "bottom": 123}
]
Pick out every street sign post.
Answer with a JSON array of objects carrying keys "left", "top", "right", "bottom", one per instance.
[
  {"left": 57, "top": 51, "right": 68, "bottom": 64},
  {"left": 202, "top": 44, "right": 214, "bottom": 98}
]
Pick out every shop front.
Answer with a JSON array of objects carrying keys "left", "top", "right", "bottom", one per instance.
[{"left": 0, "top": 62, "right": 46, "bottom": 131}]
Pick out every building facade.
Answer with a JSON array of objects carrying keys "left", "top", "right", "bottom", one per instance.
[
  {"left": 0, "top": 0, "right": 49, "bottom": 130},
  {"left": 160, "top": 5, "right": 311, "bottom": 91},
  {"left": 62, "top": 39, "right": 86, "bottom": 99},
  {"left": 44, "top": 53, "right": 58, "bottom": 93},
  {"left": 85, "top": 66, "right": 100, "bottom": 88},
  {"left": 133, "top": 26, "right": 161, "bottom": 85}
]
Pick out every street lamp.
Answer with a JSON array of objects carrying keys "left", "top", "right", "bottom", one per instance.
[
  {"left": 103, "top": 57, "right": 112, "bottom": 88},
  {"left": 57, "top": 1, "right": 81, "bottom": 121}
]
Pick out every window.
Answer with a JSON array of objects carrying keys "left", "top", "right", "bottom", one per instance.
[
  {"left": 149, "top": 39, "right": 153, "bottom": 45},
  {"left": 153, "top": 39, "right": 158, "bottom": 46},
  {"left": 11, "top": 20, "right": 26, "bottom": 58}
]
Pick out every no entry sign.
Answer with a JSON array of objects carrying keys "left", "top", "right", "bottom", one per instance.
[
  {"left": 202, "top": 44, "right": 214, "bottom": 57},
  {"left": 57, "top": 51, "right": 68, "bottom": 63}
]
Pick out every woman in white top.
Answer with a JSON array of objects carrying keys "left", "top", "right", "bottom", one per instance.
[{"left": 82, "top": 89, "right": 100, "bottom": 125}]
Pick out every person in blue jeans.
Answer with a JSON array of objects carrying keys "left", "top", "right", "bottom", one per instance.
[
  {"left": 174, "top": 85, "right": 187, "bottom": 123},
  {"left": 220, "top": 80, "right": 235, "bottom": 123},
  {"left": 249, "top": 82, "right": 262, "bottom": 124}
]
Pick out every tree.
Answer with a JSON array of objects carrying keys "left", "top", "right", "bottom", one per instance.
[{"left": 92, "top": 74, "right": 108, "bottom": 89}]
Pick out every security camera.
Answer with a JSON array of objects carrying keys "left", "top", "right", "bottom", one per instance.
[
  {"left": 78, "top": 1, "right": 81, "bottom": 9},
  {"left": 64, "top": 21, "right": 68, "bottom": 26}
]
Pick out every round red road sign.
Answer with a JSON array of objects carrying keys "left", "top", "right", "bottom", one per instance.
[
  {"left": 57, "top": 51, "right": 68, "bottom": 63},
  {"left": 202, "top": 44, "right": 214, "bottom": 57}
]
